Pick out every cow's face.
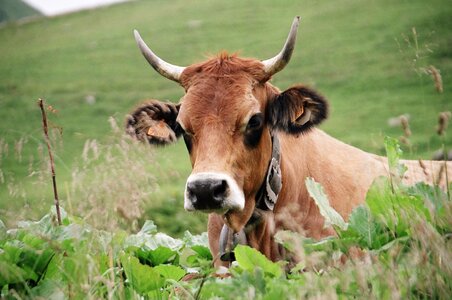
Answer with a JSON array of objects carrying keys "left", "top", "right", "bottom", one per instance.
[
  {"left": 177, "top": 58, "right": 273, "bottom": 226},
  {"left": 126, "top": 17, "right": 328, "bottom": 231}
]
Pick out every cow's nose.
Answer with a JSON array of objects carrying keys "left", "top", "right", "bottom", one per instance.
[
  {"left": 186, "top": 178, "right": 229, "bottom": 210},
  {"left": 184, "top": 172, "right": 245, "bottom": 212}
]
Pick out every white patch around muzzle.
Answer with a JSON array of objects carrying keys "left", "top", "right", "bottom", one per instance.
[{"left": 184, "top": 172, "right": 245, "bottom": 212}]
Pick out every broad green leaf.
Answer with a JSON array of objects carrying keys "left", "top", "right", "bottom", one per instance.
[
  {"left": 43, "top": 254, "right": 63, "bottom": 281},
  {"left": 253, "top": 267, "right": 266, "bottom": 293},
  {"left": 54, "top": 223, "right": 88, "bottom": 241},
  {"left": 17, "top": 214, "right": 53, "bottom": 236},
  {"left": 305, "top": 177, "right": 348, "bottom": 231},
  {"left": 124, "top": 232, "right": 183, "bottom": 252},
  {"left": 384, "top": 136, "right": 407, "bottom": 180},
  {"left": 264, "top": 277, "right": 305, "bottom": 300},
  {"left": 234, "top": 245, "right": 282, "bottom": 278},
  {"left": 178, "top": 247, "right": 201, "bottom": 267},
  {"left": 145, "top": 233, "right": 183, "bottom": 251},
  {"left": 366, "top": 177, "right": 393, "bottom": 216},
  {"left": 301, "top": 236, "right": 336, "bottom": 253},
  {"left": 183, "top": 231, "right": 209, "bottom": 248},
  {"left": 366, "top": 177, "right": 403, "bottom": 234},
  {"left": 17, "top": 207, "right": 69, "bottom": 236},
  {"left": 143, "top": 246, "right": 177, "bottom": 266},
  {"left": 21, "top": 233, "right": 46, "bottom": 249},
  {"left": 153, "top": 264, "right": 186, "bottom": 281},
  {"left": 375, "top": 236, "right": 409, "bottom": 253},
  {"left": 148, "top": 289, "right": 170, "bottom": 300},
  {"left": 30, "top": 279, "right": 65, "bottom": 300},
  {"left": 183, "top": 231, "right": 212, "bottom": 260},
  {"left": 2, "top": 240, "right": 23, "bottom": 264},
  {"left": 190, "top": 245, "right": 212, "bottom": 260},
  {"left": 20, "top": 248, "right": 54, "bottom": 278},
  {"left": 348, "top": 205, "right": 378, "bottom": 248},
  {"left": 407, "top": 182, "right": 447, "bottom": 212},
  {"left": 303, "top": 236, "right": 358, "bottom": 254},
  {"left": 366, "top": 177, "right": 431, "bottom": 237},
  {"left": 0, "top": 219, "right": 6, "bottom": 242},
  {"left": 51, "top": 206, "right": 69, "bottom": 225},
  {"left": 120, "top": 253, "right": 164, "bottom": 294},
  {"left": 61, "top": 256, "right": 78, "bottom": 282},
  {"left": 140, "top": 220, "right": 158, "bottom": 235},
  {"left": 0, "top": 260, "right": 38, "bottom": 285}
]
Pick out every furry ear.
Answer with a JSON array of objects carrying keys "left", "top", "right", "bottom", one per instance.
[
  {"left": 125, "top": 100, "right": 181, "bottom": 145},
  {"left": 267, "top": 85, "right": 328, "bottom": 134}
]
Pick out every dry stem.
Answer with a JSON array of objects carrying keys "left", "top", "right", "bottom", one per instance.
[{"left": 38, "top": 98, "right": 62, "bottom": 226}]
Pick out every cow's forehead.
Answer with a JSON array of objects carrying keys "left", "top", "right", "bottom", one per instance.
[
  {"left": 178, "top": 77, "right": 262, "bottom": 132},
  {"left": 178, "top": 54, "right": 267, "bottom": 131},
  {"left": 180, "top": 53, "right": 268, "bottom": 87}
]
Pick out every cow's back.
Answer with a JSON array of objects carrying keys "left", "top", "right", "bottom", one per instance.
[{"left": 276, "top": 129, "right": 451, "bottom": 238}]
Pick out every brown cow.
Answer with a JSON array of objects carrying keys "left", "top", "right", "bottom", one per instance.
[{"left": 126, "top": 17, "right": 451, "bottom": 263}]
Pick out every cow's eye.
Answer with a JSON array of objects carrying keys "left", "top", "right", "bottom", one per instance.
[
  {"left": 176, "top": 122, "right": 193, "bottom": 153},
  {"left": 246, "top": 113, "right": 264, "bottom": 131},
  {"left": 174, "top": 121, "right": 185, "bottom": 136},
  {"left": 244, "top": 113, "right": 264, "bottom": 148},
  {"left": 183, "top": 133, "right": 193, "bottom": 153}
]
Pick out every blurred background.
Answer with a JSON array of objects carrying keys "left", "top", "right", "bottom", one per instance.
[{"left": 0, "top": 0, "right": 450, "bottom": 236}]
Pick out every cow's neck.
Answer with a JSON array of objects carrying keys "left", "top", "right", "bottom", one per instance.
[
  {"left": 240, "top": 129, "right": 344, "bottom": 260},
  {"left": 219, "top": 133, "right": 283, "bottom": 262},
  {"left": 217, "top": 128, "right": 451, "bottom": 263},
  {"left": 244, "top": 210, "right": 284, "bottom": 261},
  {"left": 219, "top": 128, "right": 380, "bottom": 262},
  {"left": 275, "top": 129, "right": 387, "bottom": 238}
]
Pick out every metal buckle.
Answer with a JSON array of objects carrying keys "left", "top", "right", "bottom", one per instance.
[
  {"left": 219, "top": 225, "right": 247, "bottom": 262},
  {"left": 265, "top": 157, "right": 282, "bottom": 211}
]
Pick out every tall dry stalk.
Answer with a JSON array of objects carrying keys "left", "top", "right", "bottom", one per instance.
[
  {"left": 38, "top": 98, "right": 62, "bottom": 225},
  {"left": 427, "top": 65, "right": 443, "bottom": 93},
  {"left": 437, "top": 111, "right": 451, "bottom": 136},
  {"left": 400, "top": 115, "right": 411, "bottom": 137},
  {"left": 436, "top": 111, "right": 451, "bottom": 200}
]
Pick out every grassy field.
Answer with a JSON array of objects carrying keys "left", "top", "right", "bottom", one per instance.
[
  {"left": 0, "top": 0, "right": 41, "bottom": 23},
  {"left": 0, "top": 0, "right": 450, "bottom": 234}
]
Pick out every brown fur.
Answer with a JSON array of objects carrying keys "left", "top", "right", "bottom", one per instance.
[
  {"left": 127, "top": 53, "right": 452, "bottom": 264},
  {"left": 126, "top": 100, "right": 180, "bottom": 144},
  {"left": 178, "top": 55, "right": 273, "bottom": 234}
]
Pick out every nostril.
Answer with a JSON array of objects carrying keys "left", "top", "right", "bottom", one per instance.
[
  {"left": 186, "top": 177, "right": 231, "bottom": 210},
  {"left": 213, "top": 179, "right": 228, "bottom": 199},
  {"left": 187, "top": 182, "right": 197, "bottom": 202}
]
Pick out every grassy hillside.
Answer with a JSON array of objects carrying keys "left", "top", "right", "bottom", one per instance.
[
  {"left": 0, "top": 0, "right": 41, "bottom": 23},
  {"left": 0, "top": 0, "right": 450, "bottom": 233}
]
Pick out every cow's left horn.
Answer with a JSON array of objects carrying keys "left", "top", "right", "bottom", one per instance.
[
  {"left": 134, "top": 30, "right": 186, "bottom": 83},
  {"left": 262, "top": 16, "right": 300, "bottom": 77}
]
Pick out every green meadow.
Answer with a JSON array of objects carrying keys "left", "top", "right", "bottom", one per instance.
[
  {"left": 0, "top": 0, "right": 41, "bottom": 23},
  {"left": 0, "top": 0, "right": 450, "bottom": 234}
]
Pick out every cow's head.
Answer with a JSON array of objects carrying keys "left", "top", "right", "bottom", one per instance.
[{"left": 126, "top": 17, "right": 328, "bottom": 231}]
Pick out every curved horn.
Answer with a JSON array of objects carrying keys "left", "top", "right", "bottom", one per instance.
[
  {"left": 133, "top": 30, "right": 186, "bottom": 83},
  {"left": 262, "top": 16, "right": 300, "bottom": 76}
]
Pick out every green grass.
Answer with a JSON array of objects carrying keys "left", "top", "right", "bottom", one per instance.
[
  {"left": 0, "top": 0, "right": 451, "bottom": 234},
  {"left": 0, "top": 0, "right": 41, "bottom": 23},
  {"left": 1, "top": 173, "right": 451, "bottom": 298}
]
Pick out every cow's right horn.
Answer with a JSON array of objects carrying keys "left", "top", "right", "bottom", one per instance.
[
  {"left": 134, "top": 30, "right": 186, "bottom": 83},
  {"left": 261, "top": 16, "right": 300, "bottom": 77}
]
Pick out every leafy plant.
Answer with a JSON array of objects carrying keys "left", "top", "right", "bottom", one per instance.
[{"left": 1, "top": 138, "right": 451, "bottom": 299}]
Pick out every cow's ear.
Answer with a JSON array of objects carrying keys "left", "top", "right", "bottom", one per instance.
[
  {"left": 267, "top": 85, "right": 328, "bottom": 134},
  {"left": 126, "top": 100, "right": 181, "bottom": 145}
]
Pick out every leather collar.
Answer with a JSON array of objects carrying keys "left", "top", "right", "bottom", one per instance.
[{"left": 219, "top": 134, "right": 282, "bottom": 262}]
